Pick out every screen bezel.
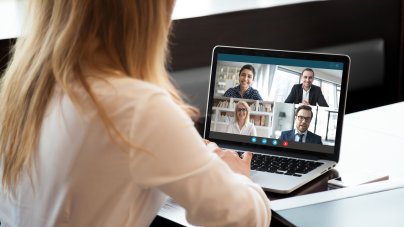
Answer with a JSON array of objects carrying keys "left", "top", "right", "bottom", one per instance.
[{"left": 204, "top": 45, "right": 350, "bottom": 163}]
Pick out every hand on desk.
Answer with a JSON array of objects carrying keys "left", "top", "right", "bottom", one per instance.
[
  {"left": 302, "top": 100, "right": 310, "bottom": 105},
  {"left": 206, "top": 141, "right": 252, "bottom": 177}
]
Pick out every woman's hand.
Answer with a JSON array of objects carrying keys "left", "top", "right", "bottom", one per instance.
[
  {"left": 214, "top": 148, "right": 252, "bottom": 177},
  {"left": 205, "top": 140, "right": 252, "bottom": 177}
]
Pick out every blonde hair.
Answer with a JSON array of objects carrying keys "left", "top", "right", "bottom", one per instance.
[
  {"left": 0, "top": 0, "right": 198, "bottom": 191},
  {"left": 234, "top": 101, "right": 251, "bottom": 126}
]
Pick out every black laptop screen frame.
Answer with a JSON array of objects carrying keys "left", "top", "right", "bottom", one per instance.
[{"left": 204, "top": 45, "right": 350, "bottom": 162}]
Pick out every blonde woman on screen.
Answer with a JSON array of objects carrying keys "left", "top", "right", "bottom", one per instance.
[
  {"left": 0, "top": 1, "right": 270, "bottom": 226},
  {"left": 227, "top": 101, "right": 258, "bottom": 136}
]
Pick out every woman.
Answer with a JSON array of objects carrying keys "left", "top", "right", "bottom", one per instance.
[
  {"left": 227, "top": 101, "right": 258, "bottom": 136},
  {"left": 223, "top": 64, "right": 263, "bottom": 100},
  {"left": 0, "top": 1, "right": 270, "bottom": 226}
]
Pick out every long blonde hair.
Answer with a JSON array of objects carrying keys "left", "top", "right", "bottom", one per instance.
[{"left": 0, "top": 0, "right": 198, "bottom": 191}]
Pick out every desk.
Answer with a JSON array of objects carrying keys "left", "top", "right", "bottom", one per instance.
[
  {"left": 337, "top": 101, "right": 404, "bottom": 180},
  {"left": 152, "top": 101, "right": 404, "bottom": 226}
]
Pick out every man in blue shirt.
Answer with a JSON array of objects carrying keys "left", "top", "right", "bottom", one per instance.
[{"left": 223, "top": 64, "right": 263, "bottom": 100}]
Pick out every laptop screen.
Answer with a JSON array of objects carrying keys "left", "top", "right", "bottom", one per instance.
[{"left": 204, "top": 46, "right": 350, "bottom": 162}]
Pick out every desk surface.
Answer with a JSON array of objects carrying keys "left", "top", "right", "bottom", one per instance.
[
  {"left": 273, "top": 180, "right": 404, "bottom": 227},
  {"left": 338, "top": 101, "right": 404, "bottom": 180}
]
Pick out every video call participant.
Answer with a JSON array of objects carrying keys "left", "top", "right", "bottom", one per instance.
[
  {"left": 227, "top": 101, "right": 257, "bottom": 136},
  {"left": 223, "top": 64, "right": 263, "bottom": 100},
  {"left": 279, "top": 105, "right": 323, "bottom": 145},
  {"left": 284, "top": 68, "right": 329, "bottom": 107}
]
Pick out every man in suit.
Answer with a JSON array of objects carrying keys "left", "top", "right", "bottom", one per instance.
[
  {"left": 284, "top": 68, "right": 329, "bottom": 107},
  {"left": 279, "top": 105, "right": 323, "bottom": 145}
]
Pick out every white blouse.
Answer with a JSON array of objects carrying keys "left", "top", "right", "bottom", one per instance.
[
  {"left": 226, "top": 121, "right": 258, "bottom": 136},
  {"left": 0, "top": 77, "right": 270, "bottom": 227}
]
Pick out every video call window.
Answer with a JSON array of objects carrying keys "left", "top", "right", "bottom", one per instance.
[{"left": 211, "top": 60, "right": 344, "bottom": 147}]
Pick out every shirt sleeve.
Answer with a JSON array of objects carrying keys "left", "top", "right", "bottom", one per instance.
[
  {"left": 223, "top": 88, "right": 232, "bottom": 97},
  {"left": 316, "top": 86, "right": 329, "bottom": 107},
  {"left": 128, "top": 91, "right": 271, "bottom": 227},
  {"left": 284, "top": 85, "right": 297, "bottom": 103}
]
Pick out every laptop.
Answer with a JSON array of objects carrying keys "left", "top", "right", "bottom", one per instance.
[{"left": 204, "top": 45, "right": 350, "bottom": 194}]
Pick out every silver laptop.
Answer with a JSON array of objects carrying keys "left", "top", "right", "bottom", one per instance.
[{"left": 204, "top": 46, "right": 350, "bottom": 194}]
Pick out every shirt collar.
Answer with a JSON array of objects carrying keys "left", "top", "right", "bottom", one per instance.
[
  {"left": 238, "top": 85, "right": 252, "bottom": 93},
  {"left": 301, "top": 84, "right": 311, "bottom": 92},
  {"left": 294, "top": 129, "right": 308, "bottom": 136}
]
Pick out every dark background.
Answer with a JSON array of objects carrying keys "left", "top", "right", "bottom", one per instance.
[{"left": 1, "top": 0, "right": 403, "bottom": 115}]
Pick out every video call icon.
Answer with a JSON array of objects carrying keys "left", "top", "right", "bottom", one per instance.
[
  {"left": 261, "top": 138, "right": 268, "bottom": 144},
  {"left": 251, "top": 137, "right": 257, "bottom": 143},
  {"left": 272, "top": 140, "right": 278, "bottom": 146}
]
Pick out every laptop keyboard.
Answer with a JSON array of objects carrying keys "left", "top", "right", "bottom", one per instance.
[{"left": 238, "top": 152, "right": 323, "bottom": 177}]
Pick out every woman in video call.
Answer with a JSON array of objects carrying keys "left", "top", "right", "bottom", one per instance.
[
  {"left": 0, "top": 1, "right": 270, "bottom": 226},
  {"left": 227, "top": 101, "right": 258, "bottom": 136},
  {"left": 223, "top": 64, "right": 263, "bottom": 100}
]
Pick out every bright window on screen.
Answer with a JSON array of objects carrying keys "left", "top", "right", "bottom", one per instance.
[
  {"left": 268, "top": 67, "right": 299, "bottom": 102},
  {"left": 321, "top": 81, "right": 337, "bottom": 109}
]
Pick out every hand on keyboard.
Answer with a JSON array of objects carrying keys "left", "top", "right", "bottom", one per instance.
[{"left": 214, "top": 148, "right": 252, "bottom": 177}]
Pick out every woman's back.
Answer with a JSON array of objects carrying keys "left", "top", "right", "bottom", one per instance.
[
  {"left": 0, "top": 77, "right": 271, "bottom": 226},
  {"left": 1, "top": 78, "right": 169, "bottom": 226}
]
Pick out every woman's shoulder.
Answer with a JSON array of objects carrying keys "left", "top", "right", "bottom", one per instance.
[
  {"left": 224, "top": 86, "right": 239, "bottom": 96},
  {"left": 80, "top": 77, "right": 173, "bottom": 115},
  {"left": 90, "top": 77, "right": 167, "bottom": 99},
  {"left": 246, "top": 121, "right": 256, "bottom": 127}
]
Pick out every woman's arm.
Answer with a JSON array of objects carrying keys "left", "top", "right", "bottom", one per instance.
[{"left": 129, "top": 91, "right": 271, "bottom": 227}]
